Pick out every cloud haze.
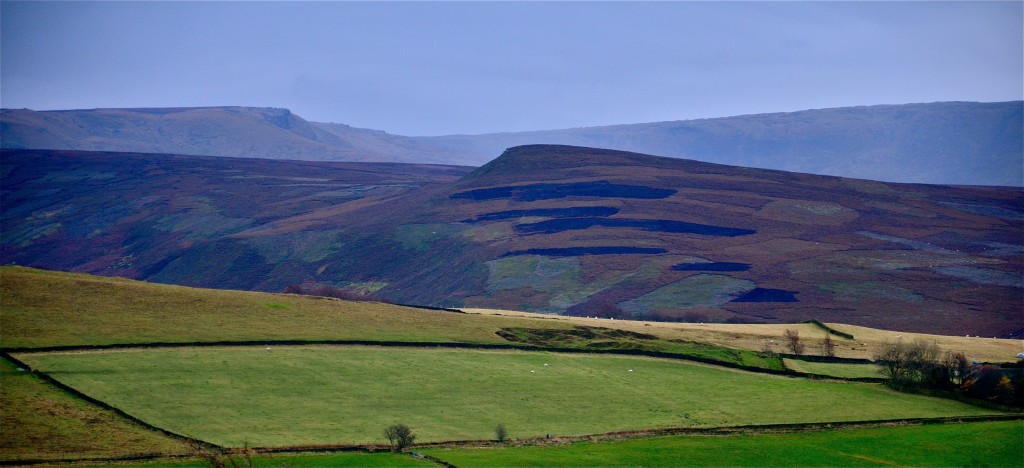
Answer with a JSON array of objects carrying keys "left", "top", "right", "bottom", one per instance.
[{"left": 2, "top": 1, "right": 1021, "bottom": 135}]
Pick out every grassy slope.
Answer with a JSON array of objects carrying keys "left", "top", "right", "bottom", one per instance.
[
  {"left": 0, "top": 266, "right": 575, "bottom": 348},
  {"left": 17, "top": 346, "right": 999, "bottom": 448},
  {"left": 0, "top": 356, "right": 191, "bottom": 462},
  {"left": 424, "top": 420, "right": 1024, "bottom": 467}
]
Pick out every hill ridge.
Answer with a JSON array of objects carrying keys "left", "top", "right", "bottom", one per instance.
[
  {"left": 3, "top": 101, "right": 1021, "bottom": 185},
  {"left": 423, "top": 101, "right": 1024, "bottom": 186}
]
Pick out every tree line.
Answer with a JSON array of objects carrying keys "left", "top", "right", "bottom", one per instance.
[{"left": 873, "top": 339, "right": 1022, "bottom": 408}]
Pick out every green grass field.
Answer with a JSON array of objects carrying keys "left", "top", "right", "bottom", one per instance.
[
  {"left": 17, "top": 346, "right": 999, "bottom": 448},
  {"left": 0, "top": 356, "right": 190, "bottom": 462},
  {"left": 423, "top": 420, "right": 1024, "bottom": 467},
  {"left": 783, "top": 358, "right": 885, "bottom": 379}
]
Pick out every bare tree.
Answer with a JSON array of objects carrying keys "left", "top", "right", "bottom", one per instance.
[
  {"left": 384, "top": 423, "right": 416, "bottom": 452},
  {"left": 874, "top": 339, "right": 907, "bottom": 382},
  {"left": 820, "top": 334, "right": 836, "bottom": 358},
  {"left": 784, "top": 329, "right": 805, "bottom": 355},
  {"left": 873, "top": 339, "right": 948, "bottom": 388},
  {"left": 945, "top": 351, "right": 969, "bottom": 385}
]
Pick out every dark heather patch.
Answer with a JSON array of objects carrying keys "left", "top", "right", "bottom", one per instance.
[
  {"left": 450, "top": 181, "right": 676, "bottom": 201},
  {"left": 515, "top": 218, "right": 756, "bottom": 237},
  {"left": 730, "top": 288, "right": 799, "bottom": 303},
  {"left": 673, "top": 262, "right": 752, "bottom": 272},
  {"left": 502, "top": 246, "right": 667, "bottom": 257},
  {"left": 467, "top": 206, "right": 619, "bottom": 222}
]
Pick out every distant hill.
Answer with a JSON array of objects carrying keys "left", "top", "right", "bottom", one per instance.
[
  {"left": 2, "top": 102, "right": 1021, "bottom": 186},
  {"left": 0, "top": 106, "right": 460, "bottom": 164},
  {"left": 421, "top": 101, "right": 1024, "bottom": 186},
  {"left": 3, "top": 146, "right": 1020, "bottom": 337}
]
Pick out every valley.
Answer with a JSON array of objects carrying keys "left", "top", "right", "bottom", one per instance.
[{"left": 3, "top": 3, "right": 1020, "bottom": 466}]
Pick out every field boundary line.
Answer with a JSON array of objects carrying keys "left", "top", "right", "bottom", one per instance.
[
  {"left": 803, "top": 319, "right": 856, "bottom": 340},
  {"left": 0, "top": 454, "right": 197, "bottom": 467},
  {"left": 240, "top": 414, "right": 1024, "bottom": 454},
  {"left": 1, "top": 339, "right": 887, "bottom": 383}
]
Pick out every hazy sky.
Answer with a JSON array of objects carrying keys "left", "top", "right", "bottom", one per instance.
[{"left": 2, "top": 1, "right": 1021, "bottom": 136}]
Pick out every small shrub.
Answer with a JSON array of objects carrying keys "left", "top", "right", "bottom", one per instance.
[
  {"left": 495, "top": 423, "right": 508, "bottom": 442},
  {"left": 383, "top": 423, "right": 415, "bottom": 452}
]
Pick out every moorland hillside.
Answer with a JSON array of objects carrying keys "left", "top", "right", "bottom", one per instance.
[{"left": 2, "top": 145, "right": 1020, "bottom": 337}]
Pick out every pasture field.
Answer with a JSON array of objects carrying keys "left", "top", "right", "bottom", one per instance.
[
  {"left": 423, "top": 420, "right": 1024, "bottom": 467},
  {"left": 17, "top": 346, "right": 1000, "bottom": 448},
  {"left": 0, "top": 356, "right": 190, "bottom": 462},
  {"left": 782, "top": 359, "right": 885, "bottom": 379}
]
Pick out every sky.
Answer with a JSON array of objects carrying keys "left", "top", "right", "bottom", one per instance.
[{"left": 2, "top": 1, "right": 1021, "bottom": 136}]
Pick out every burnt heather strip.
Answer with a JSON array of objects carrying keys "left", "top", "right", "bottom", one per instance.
[
  {"left": 673, "top": 262, "right": 752, "bottom": 272},
  {"left": 450, "top": 181, "right": 676, "bottom": 201},
  {"left": 466, "top": 206, "right": 619, "bottom": 222},
  {"left": 731, "top": 288, "right": 800, "bottom": 303},
  {"left": 502, "top": 246, "right": 668, "bottom": 257},
  {"left": 515, "top": 218, "right": 757, "bottom": 236}
]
